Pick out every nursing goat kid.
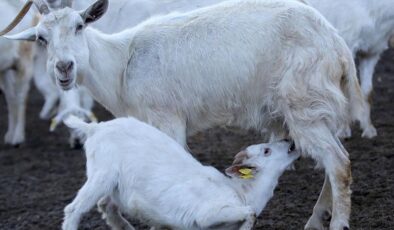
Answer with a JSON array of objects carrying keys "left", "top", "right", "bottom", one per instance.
[
  {"left": 62, "top": 116, "right": 300, "bottom": 230},
  {"left": 309, "top": 0, "right": 394, "bottom": 138},
  {"left": 2, "top": 0, "right": 372, "bottom": 229},
  {"left": 0, "top": 0, "right": 35, "bottom": 146}
]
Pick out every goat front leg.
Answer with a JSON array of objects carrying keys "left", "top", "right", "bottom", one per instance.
[
  {"left": 358, "top": 53, "right": 379, "bottom": 138},
  {"left": 97, "top": 196, "right": 135, "bottom": 230}
]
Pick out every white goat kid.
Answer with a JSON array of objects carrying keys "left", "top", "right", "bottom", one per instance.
[
  {"left": 2, "top": 0, "right": 372, "bottom": 229},
  {"left": 0, "top": 0, "right": 34, "bottom": 146},
  {"left": 309, "top": 0, "right": 394, "bottom": 138},
  {"left": 62, "top": 116, "right": 300, "bottom": 230}
]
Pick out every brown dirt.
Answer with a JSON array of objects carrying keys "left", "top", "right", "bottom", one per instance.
[{"left": 1, "top": 50, "right": 394, "bottom": 230}]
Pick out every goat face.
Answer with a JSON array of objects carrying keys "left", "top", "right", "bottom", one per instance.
[
  {"left": 3, "top": 0, "right": 108, "bottom": 91},
  {"left": 225, "top": 140, "right": 300, "bottom": 179}
]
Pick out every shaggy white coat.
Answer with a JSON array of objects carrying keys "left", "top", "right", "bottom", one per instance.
[{"left": 62, "top": 116, "right": 299, "bottom": 230}]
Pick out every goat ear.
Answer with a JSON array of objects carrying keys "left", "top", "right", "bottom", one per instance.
[
  {"left": 80, "top": 0, "right": 108, "bottom": 25},
  {"left": 225, "top": 165, "right": 256, "bottom": 179},
  {"left": 3, "top": 27, "right": 37, "bottom": 41}
]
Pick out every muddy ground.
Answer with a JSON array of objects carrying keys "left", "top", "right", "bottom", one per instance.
[{"left": 1, "top": 50, "right": 394, "bottom": 230}]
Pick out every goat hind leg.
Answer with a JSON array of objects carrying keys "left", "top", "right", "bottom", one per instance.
[
  {"left": 97, "top": 196, "right": 135, "bottom": 230},
  {"left": 305, "top": 175, "right": 332, "bottom": 230},
  {"left": 198, "top": 206, "right": 255, "bottom": 229},
  {"left": 358, "top": 54, "right": 380, "bottom": 138},
  {"left": 289, "top": 124, "right": 351, "bottom": 230}
]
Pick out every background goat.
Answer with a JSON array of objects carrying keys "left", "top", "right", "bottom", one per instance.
[
  {"left": 0, "top": 0, "right": 35, "bottom": 146},
  {"left": 308, "top": 0, "right": 394, "bottom": 138}
]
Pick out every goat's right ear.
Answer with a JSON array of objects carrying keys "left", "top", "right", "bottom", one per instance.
[
  {"left": 3, "top": 27, "right": 37, "bottom": 41},
  {"left": 80, "top": 0, "right": 108, "bottom": 25}
]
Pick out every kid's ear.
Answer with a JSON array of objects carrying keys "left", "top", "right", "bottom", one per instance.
[{"left": 225, "top": 165, "right": 256, "bottom": 179}]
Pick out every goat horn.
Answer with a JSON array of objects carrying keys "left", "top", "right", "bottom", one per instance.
[{"left": 0, "top": 0, "right": 34, "bottom": 36}]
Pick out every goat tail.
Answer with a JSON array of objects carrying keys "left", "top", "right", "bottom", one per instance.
[{"left": 64, "top": 115, "right": 97, "bottom": 138}]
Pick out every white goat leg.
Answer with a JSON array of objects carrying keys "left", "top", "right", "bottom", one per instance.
[
  {"left": 1, "top": 69, "right": 29, "bottom": 145},
  {"left": 62, "top": 173, "right": 115, "bottom": 230},
  {"left": 197, "top": 206, "right": 255, "bottom": 229},
  {"left": 305, "top": 175, "right": 332, "bottom": 230},
  {"left": 97, "top": 197, "right": 135, "bottom": 230},
  {"left": 358, "top": 54, "right": 379, "bottom": 138},
  {"left": 1, "top": 70, "right": 17, "bottom": 144},
  {"left": 287, "top": 122, "right": 351, "bottom": 230}
]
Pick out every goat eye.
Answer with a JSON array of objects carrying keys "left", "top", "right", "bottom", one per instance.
[
  {"left": 37, "top": 36, "right": 47, "bottom": 46},
  {"left": 264, "top": 148, "right": 271, "bottom": 156},
  {"left": 76, "top": 24, "right": 84, "bottom": 33}
]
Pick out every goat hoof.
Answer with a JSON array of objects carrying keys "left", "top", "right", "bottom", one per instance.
[
  {"left": 361, "top": 125, "right": 377, "bottom": 139},
  {"left": 4, "top": 133, "right": 24, "bottom": 147}
]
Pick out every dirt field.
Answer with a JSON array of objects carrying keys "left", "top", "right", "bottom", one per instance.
[{"left": 1, "top": 50, "right": 394, "bottom": 230}]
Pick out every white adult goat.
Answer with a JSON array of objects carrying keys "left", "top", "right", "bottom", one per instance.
[
  {"left": 2, "top": 0, "right": 374, "bottom": 229},
  {"left": 0, "top": 0, "right": 35, "bottom": 146},
  {"left": 62, "top": 116, "right": 300, "bottom": 230},
  {"left": 309, "top": 0, "right": 394, "bottom": 138}
]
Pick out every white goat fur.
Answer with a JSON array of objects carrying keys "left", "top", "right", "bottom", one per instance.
[
  {"left": 5, "top": 0, "right": 371, "bottom": 228},
  {"left": 309, "top": 0, "right": 394, "bottom": 138},
  {"left": 62, "top": 116, "right": 299, "bottom": 229},
  {"left": 0, "top": 0, "right": 35, "bottom": 145}
]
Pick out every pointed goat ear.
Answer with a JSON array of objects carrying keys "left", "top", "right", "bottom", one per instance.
[
  {"left": 80, "top": 0, "right": 108, "bottom": 25},
  {"left": 4, "top": 27, "right": 37, "bottom": 41},
  {"left": 225, "top": 165, "right": 256, "bottom": 179}
]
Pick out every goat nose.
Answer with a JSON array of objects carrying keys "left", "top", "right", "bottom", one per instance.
[{"left": 56, "top": 61, "right": 74, "bottom": 74}]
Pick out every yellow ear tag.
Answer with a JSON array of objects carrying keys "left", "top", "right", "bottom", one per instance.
[
  {"left": 239, "top": 168, "right": 252, "bottom": 175},
  {"left": 239, "top": 168, "right": 254, "bottom": 179},
  {"left": 240, "top": 174, "right": 254, "bottom": 179},
  {"left": 50, "top": 119, "right": 57, "bottom": 132}
]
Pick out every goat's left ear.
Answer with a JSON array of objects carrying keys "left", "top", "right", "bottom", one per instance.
[
  {"left": 225, "top": 165, "right": 256, "bottom": 179},
  {"left": 80, "top": 0, "right": 108, "bottom": 25}
]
